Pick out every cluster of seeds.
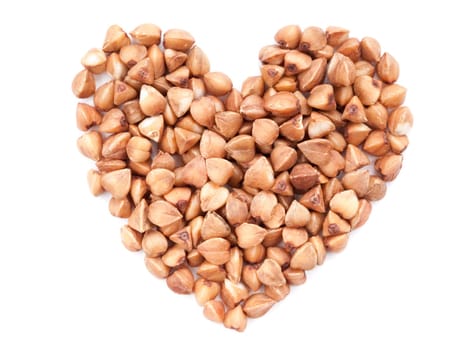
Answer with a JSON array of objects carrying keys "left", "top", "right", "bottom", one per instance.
[{"left": 73, "top": 24, "right": 412, "bottom": 331}]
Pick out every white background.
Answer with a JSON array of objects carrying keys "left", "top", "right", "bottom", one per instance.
[{"left": 0, "top": 0, "right": 466, "bottom": 349}]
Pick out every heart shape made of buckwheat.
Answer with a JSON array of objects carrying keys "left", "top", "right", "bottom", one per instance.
[{"left": 72, "top": 24, "right": 413, "bottom": 331}]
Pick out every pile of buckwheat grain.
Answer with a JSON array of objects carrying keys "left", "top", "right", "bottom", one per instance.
[{"left": 72, "top": 24, "right": 412, "bottom": 331}]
